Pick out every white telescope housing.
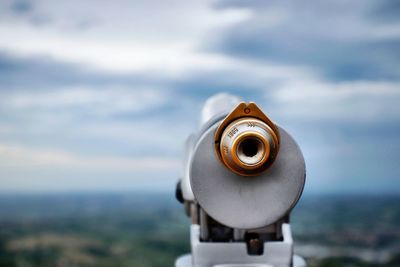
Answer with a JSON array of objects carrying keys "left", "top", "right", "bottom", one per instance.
[{"left": 176, "top": 93, "right": 306, "bottom": 267}]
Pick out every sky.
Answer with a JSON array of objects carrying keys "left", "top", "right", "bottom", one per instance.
[{"left": 0, "top": 0, "right": 399, "bottom": 194}]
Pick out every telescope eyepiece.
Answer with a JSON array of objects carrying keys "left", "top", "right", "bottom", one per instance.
[
  {"left": 215, "top": 102, "right": 280, "bottom": 176},
  {"left": 219, "top": 117, "right": 278, "bottom": 175},
  {"left": 236, "top": 132, "right": 268, "bottom": 166},
  {"left": 189, "top": 97, "right": 306, "bottom": 229}
]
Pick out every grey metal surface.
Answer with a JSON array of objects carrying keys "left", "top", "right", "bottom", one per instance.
[
  {"left": 175, "top": 255, "right": 306, "bottom": 267},
  {"left": 175, "top": 224, "right": 306, "bottom": 267},
  {"left": 189, "top": 123, "right": 306, "bottom": 229}
]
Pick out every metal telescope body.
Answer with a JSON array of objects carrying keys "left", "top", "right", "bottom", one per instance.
[{"left": 175, "top": 94, "right": 306, "bottom": 267}]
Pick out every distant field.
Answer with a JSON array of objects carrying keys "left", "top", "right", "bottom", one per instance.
[{"left": 0, "top": 193, "right": 399, "bottom": 267}]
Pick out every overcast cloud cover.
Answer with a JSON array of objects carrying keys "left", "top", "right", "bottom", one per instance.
[{"left": 0, "top": 0, "right": 399, "bottom": 193}]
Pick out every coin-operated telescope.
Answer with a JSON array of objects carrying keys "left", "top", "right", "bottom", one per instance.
[{"left": 175, "top": 94, "right": 306, "bottom": 267}]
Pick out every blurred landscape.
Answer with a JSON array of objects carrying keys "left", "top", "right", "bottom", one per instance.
[{"left": 0, "top": 193, "right": 398, "bottom": 267}]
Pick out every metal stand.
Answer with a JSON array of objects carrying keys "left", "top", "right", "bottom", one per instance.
[{"left": 175, "top": 224, "right": 306, "bottom": 267}]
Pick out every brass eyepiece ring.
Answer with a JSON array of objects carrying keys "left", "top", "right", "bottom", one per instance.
[
  {"left": 232, "top": 131, "right": 269, "bottom": 169},
  {"left": 215, "top": 102, "right": 280, "bottom": 176}
]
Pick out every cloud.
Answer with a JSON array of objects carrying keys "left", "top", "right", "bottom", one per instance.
[
  {"left": 214, "top": 0, "right": 400, "bottom": 81},
  {"left": 0, "top": 0, "right": 399, "bottom": 193},
  {"left": 0, "top": 125, "right": 15, "bottom": 134},
  {"left": 0, "top": 52, "right": 117, "bottom": 90},
  {"left": 368, "top": 0, "right": 400, "bottom": 23},
  {"left": 0, "top": 86, "right": 169, "bottom": 116},
  {"left": 0, "top": 143, "right": 180, "bottom": 192},
  {"left": 0, "top": 143, "right": 179, "bottom": 172},
  {"left": 0, "top": 0, "right": 252, "bottom": 74},
  {"left": 10, "top": 0, "right": 33, "bottom": 14},
  {"left": 0, "top": 82, "right": 192, "bottom": 159},
  {"left": 268, "top": 80, "right": 400, "bottom": 122},
  {"left": 0, "top": 141, "right": 181, "bottom": 193}
]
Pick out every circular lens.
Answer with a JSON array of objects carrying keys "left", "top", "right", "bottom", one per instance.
[
  {"left": 218, "top": 118, "right": 278, "bottom": 176},
  {"left": 236, "top": 136, "right": 266, "bottom": 166}
]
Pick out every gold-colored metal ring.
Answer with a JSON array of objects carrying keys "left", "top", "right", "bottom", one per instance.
[
  {"left": 231, "top": 132, "right": 269, "bottom": 170},
  {"left": 215, "top": 102, "right": 280, "bottom": 176}
]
